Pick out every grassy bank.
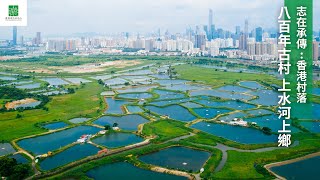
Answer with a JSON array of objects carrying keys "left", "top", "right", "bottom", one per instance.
[
  {"left": 175, "top": 64, "right": 281, "bottom": 88},
  {"left": 0, "top": 82, "right": 104, "bottom": 141}
]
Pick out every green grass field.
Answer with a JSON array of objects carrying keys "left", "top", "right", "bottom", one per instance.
[
  {"left": 0, "top": 55, "right": 155, "bottom": 76},
  {"left": 142, "top": 120, "right": 191, "bottom": 143},
  {"left": 175, "top": 64, "right": 281, "bottom": 88},
  {"left": 0, "top": 82, "right": 104, "bottom": 141}
]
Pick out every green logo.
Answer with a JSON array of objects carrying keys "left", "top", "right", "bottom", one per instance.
[{"left": 8, "top": 5, "right": 19, "bottom": 17}]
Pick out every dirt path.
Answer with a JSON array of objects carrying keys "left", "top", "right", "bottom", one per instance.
[
  {"left": 164, "top": 133, "right": 196, "bottom": 143},
  {"left": 11, "top": 141, "right": 40, "bottom": 175},
  {"left": 151, "top": 166, "right": 195, "bottom": 180}
]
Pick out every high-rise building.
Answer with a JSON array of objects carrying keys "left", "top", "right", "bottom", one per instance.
[
  {"left": 145, "top": 39, "right": 154, "bottom": 52},
  {"left": 313, "top": 41, "right": 319, "bottom": 61},
  {"left": 236, "top": 26, "right": 241, "bottom": 35},
  {"left": 247, "top": 42, "right": 255, "bottom": 55},
  {"left": 20, "top": 36, "right": 24, "bottom": 46},
  {"left": 245, "top": 20, "right": 248, "bottom": 36},
  {"left": 210, "top": 25, "right": 215, "bottom": 39},
  {"left": 194, "top": 34, "right": 206, "bottom": 50},
  {"left": 35, "top": 32, "right": 41, "bottom": 45},
  {"left": 196, "top": 26, "right": 200, "bottom": 35},
  {"left": 217, "top": 28, "right": 224, "bottom": 39},
  {"left": 209, "top": 9, "right": 213, "bottom": 40},
  {"left": 255, "top": 27, "right": 263, "bottom": 42},
  {"left": 80, "top": 37, "right": 86, "bottom": 46},
  {"left": 204, "top": 25, "right": 208, "bottom": 38},
  {"left": 255, "top": 42, "right": 262, "bottom": 55},
  {"left": 244, "top": 20, "right": 249, "bottom": 50},
  {"left": 239, "top": 34, "right": 246, "bottom": 50},
  {"left": 66, "top": 40, "right": 76, "bottom": 50},
  {"left": 12, "top": 26, "right": 17, "bottom": 46}
]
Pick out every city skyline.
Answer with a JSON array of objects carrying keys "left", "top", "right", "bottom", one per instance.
[{"left": 0, "top": 0, "right": 288, "bottom": 39}]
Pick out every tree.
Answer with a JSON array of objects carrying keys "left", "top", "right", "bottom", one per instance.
[
  {"left": 16, "top": 114, "right": 22, "bottom": 118},
  {"left": 67, "top": 88, "right": 75, "bottom": 94},
  {"left": 104, "top": 125, "right": 111, "bottom": 130},
  {"left": 0, "top": 157, "right": 16, "bottom": 176},
  {"left": 262, "top": 127, "right": 272, "bottom": 135},
  {"left": 113, "top": 122, "right": 118, "bottom": 127},
  {"left": 97, "top": 79, "right": 104, "bottom": 85},
  {"left": 124, "top": 82, "right": 130, "bottom": 86},
  {"left": 0, "top": 157, "right": 31, "bottom": 179},
  {"left": 9, "top": 164, "right": 30, "bottom": 180}
]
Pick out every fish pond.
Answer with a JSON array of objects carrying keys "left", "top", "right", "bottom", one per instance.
[
  {"left": 246, "top": 109, "right": 274, "bottom": 116},
  {"left": 300, "top": 121, "right": 320, "bottom": 133},
  {"left": 10, "top": 154, "right": 29, "bottom": 164},
  {"left": 180, "top": 102, "right": 202, "bottom": 108},
  {"left": 42, "top": 122, "right": 69, "bottom": 130},
  {"left": 245, "top": 115, "right": 301, "bottom": 133},
  {"left": 192, "top": 108, "right": 231, "bottom": 119},
  {"left": 191, "top": 122, "right": 277, "bottom": 144},
  {"left": 14, "top": 101, "right": 41, "bottom": 109},
  {"left": 0, "top": 76, "right": 17, "bottom": 81},
  {"left": 41, "top": 78, "right": 69, "bottom": 86},
  {"left": 104, "top": 78, "right": 128, "bottom": 86},
  {"left": 126, "top": 105, "right": 144, "bottom": 113},
  {"left": 216, "top": 85, "right": 250, "bottom": 93},
  {"left": 117, "top": 93, "right": 153, "bottom": 100},
  {"left": 165, "top": 84, "right": 208, "bottom": 92},
  {"left": 270, "top": 156, "right": 320, "bottom": 180},
  {"left": 219, "top": 112, "right": 248, "bottom": 122},
  {"left": 154, "top": 79, "right": 189, "bottom": 86},
  {"left": 116, "top": 85, "right": 157, "bottom": 93},
  {"left": 249, "top": 90, "right": 279, "bottom": 106},
  {"left": 190, "top": 89, "right": 253, "bottom": 101},
  {"left": 154, "top": 89, "right": 186, "bottom": 100},
  {"left": 0, "top": 143, "right": 16, "bottom": 156},
  {"left": 149, "top": 98, "right": 197, "bottom": 107},
  {"left": 139, "top": 146, "right": 210, "bottom": 172},
  {"left": 86, "top": 162, "right": 186, "bottom": 180},
  {"left": 239, "top": 81, "right": 265, "bottom": 90},
  {"left": 17, "top": 126, "right": 101, "bottom": 155},
  {"left": 312, "top": 88, "right": 320, "bottom": 96},
  {"left": 40, "top": 144, "right": 100, "bottom": 171},
  {"left": 94, "top": 115, "right": 149, "bottom": 131},
  {"left": 195, "top": 99, "right": 256, "bottom": 110},
  {"left": 16, "top": 83, "right": 41, "bottom": 89},
  {"left": 91, "top": 133, "right": 143, "bottom": 148},
  {"left": 65, "top": 78, "right": 92, "bottom": 84},
  {"left": 105, "top": 98, "right": 128, "bottom": 114},
  {"left": 145, "top": 105, "right": 197, "bottom": 122}
]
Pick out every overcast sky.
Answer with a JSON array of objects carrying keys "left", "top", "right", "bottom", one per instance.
[{"left": 0, "top": 0, "right": 319, "bottom": 39}]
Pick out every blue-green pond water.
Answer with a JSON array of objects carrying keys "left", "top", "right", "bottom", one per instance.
[
  {"left": 139, "top": 146, "right": 210, "bottom": 172},
  {"left": 91, "top": 133, "right": 143, "bottom": 148},
  {"left": 86, "top": 162, "right": 187, "bottom": 180}
]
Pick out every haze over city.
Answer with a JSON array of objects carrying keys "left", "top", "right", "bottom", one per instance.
[{"left": 0, "top": 0, "right": 302, "bottom": 39}]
